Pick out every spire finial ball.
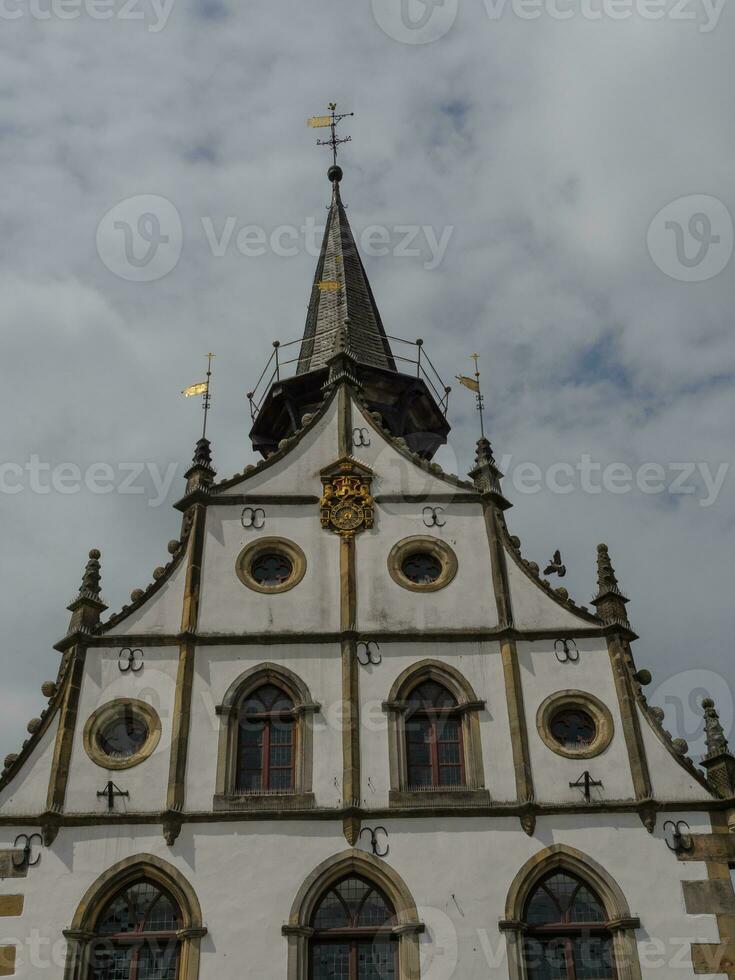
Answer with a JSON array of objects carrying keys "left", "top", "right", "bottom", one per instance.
[
  {"left": 328, "top": 164, "right": 343, "bottom": 183},
  {"left": 89, "top": 549, "right": 101, "bottom": 560}
]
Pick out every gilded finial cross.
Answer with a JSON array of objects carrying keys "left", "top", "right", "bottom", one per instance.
[{"left": 308, "top": 102, "right": 354, "bottom": 168}]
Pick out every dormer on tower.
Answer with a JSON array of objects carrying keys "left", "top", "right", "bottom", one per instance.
[{"left": 248, "top": 165, "right": 451, "bottom": 459}]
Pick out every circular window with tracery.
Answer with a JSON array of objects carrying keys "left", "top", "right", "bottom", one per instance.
[
  {"left": 388, "top": 536, "right": 458, "bottom": 593},
  {"left": 537, "top": 691, "right": 614, "bottom": 760},
  {"left": 83, "top": 700, "right": 161, "bottom": 771},
  {"left": 236, "top": 537, "right": 306, "bottom": 594}
]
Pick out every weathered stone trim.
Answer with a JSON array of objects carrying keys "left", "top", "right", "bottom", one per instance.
[
  {"left": 210, "top": 494, "right": 320, "bottom": 506},
  {"left": 46, "top": 643, "right": 87, "bottom": 830},
  {"left": 82, "top": 698, "right": 161, "bottom": 771},
  {"left": 374, "top": 493, "right": 482, "bottom": 504},
  {"left": 679, "top": 810, "right": 735, "bottom": 975},
  {"left": 482, "top": 500, "right": 514, "bottom": 628},
  {"left": 340, "top": 534, "right": 360, "bottom": 844},
  {"left": 63, "top": 854, "right": 204, "bottom": 980},
  {"left": 0, "top": 897, "right": 22, "bottom": 917},
  {"left": 502, "top": 843, "right": 642, "bottom": 980},
  {"left": 0, "top": 946, "right": 15, "bottom": 977},
  {"left": 213, "top": 662, "right": 319, "bottom": 801},
  {"left": 536, "top": 689, "right": 615, "bottom": 761},
  {"left": 387, "top": 535, "right": 458, "bottom": 593},
  {"left": 166, "top": 501, "right": 207, "bottom": 833},
  {"left": 283, "top": 850, "right": 423, "bottom": 980},
  {"left": 235, "top": 536, "right": 307, "bottom": 594},
  {"left": 85, "top": 625, "right": 613, "bottom": 648},
  {"left": 605, "top": 634, "right": 653, "bottom": 823},
  {"left": 501, "top": 639, "right": 536, "bottom": 832},
  {"left": 0, "top": 854, "right": 27, "bottom": 880}
]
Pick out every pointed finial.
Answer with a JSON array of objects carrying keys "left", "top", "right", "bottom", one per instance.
[
  {"left": 701, "top": 697, "right": 735, "bottom": 797},
  {"left": 192, "top": 437, "right": 213, "bottom": 469},
  {"left": 468, "top": 436, "right": 511, "bottom": 510},
  {"left": 80, "top": 549, "right": 102, "bottom": 599},
  {"left": 60, "top": 549, "right": 107, "bottom": 643},
  {"left": 592, "top": 543, "right": 630, "bottom": 627},
  {"left": 703, "top": 698, "right": 729, "bottom": 757}
]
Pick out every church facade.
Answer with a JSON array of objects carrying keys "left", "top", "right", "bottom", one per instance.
[{"left": 1, "top": 164, "right": 734, "bottom": 980}]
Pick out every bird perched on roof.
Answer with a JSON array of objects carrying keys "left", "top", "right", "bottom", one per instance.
[{"left": 544, "top": 550, "right": 566, "bottom": 577}]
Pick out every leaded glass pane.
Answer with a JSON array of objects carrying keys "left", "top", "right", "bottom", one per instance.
[
  {"left": 570, "top": 885, "right": 606, "bottom": 924},
  {"left": 146, "top": 894, "right": 180, "bottom": 932},
  {"left": 90, "top": 945, "right": 132, "bottom": 980},
  {"left": 407, "top": 681, "right": 457, "bottom": 709},
  {"left": 313, "top": 890, "right": 350, "bottom": 929},
  {"left": 96, "top": 896, "right": 131, "bottom": 935},
  {"left": 549, "top": 710, "right": 596, "bottom": 751},
  {"left": 357, "top": 941, "right": 396, "bottom": 979},
  {"left": 312, "top": 943, "right": 350, "bottom": 979},
  {"left": 573, "top": 936, "right": 614, "bottom": 979},
  {"left": 97, "top": 714, "right": 148, "bottom": 760},
  {"left": 357, "top": 890, "right": 393, "bottom": 927},
  {"left": 251, "top": 553, "right": 293, "bottom": 587},
  {"left": 137, "top": 942, "right": 180, "bottom": 979},
  {"left": 524, "top": 937, "right": 569, "bottom": 980},
  {"left": 401, "top": 552, "right": 442, "bottom": 585}
]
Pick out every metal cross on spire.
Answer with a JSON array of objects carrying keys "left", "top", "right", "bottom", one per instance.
[{"left": 307, "top": 102, "right": 354, "bottom": 168}]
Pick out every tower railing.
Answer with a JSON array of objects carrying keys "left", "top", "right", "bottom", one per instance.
[{"left": 247, "top": 326, "right": 451, "bottom": 421}]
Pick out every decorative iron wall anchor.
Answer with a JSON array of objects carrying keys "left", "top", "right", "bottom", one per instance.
[
  {"left": 118, "top": 648, "right": 144, "bottom": 673},
  {"left": 97, "top": 781, "right": 130, "bottom": 811},
  {"left": 241, "top": 507, "right": 266, "bottom": 529},
  {"left": 12, "top": 833, "right": 43, "bottom": 870},
  {"left": 357, "top": 640, "right": 382, "bottom": 666},
  {"left": 360, "top": 826, "right": 389, "bottom": 857},
  {"left": 554, "top": 639, "right": 579, "bottom": 664},
  {"left": 569, "top": 771, "right": 603, "bottom": 802},
  {"left": 664, "top": 820, "right": 693, "bottom": 854},
  {"left": 352, "top": 427, "right": 371, "bottom": 447},
  {"left": 422, "top": 506, "right": 446, "bottom": 528}
]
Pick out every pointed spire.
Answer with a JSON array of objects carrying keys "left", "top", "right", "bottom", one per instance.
[
  {"left": 469, "top": 437, "right": 510, "bottom": 509},
  {"left": 592, "top": 543, "right": 630, "bottom": 627},
  {"left": 701, "top": 698, "right": 735, "bottom": 797},
  {"left": 297, "top": 168, "right": 396, "bottom": 377},
  {"left": 64, "top": 549, "right": 107, "bottom": 639},
  {"left": 182, "top": 435, "right": 216, "bottom": 498}
]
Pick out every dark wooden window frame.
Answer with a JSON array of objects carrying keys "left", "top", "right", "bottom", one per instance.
[{"left": 236, "top": 686, "right": 296, "bottom": 793}]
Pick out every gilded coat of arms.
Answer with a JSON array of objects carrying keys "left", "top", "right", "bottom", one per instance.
[{"left": 320, "top": 474, "right": 374, "bottom": 536}]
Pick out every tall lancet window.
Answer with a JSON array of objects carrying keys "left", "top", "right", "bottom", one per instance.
[
  {"left": 310, "top": 876, "right": 398, "bottom": 980},
  {"left": 523, "top": 872, "right": 614, "bottom": 980},
  {"left": 405, "top": 680, "right": 465, "bottom": 789},
  {"left": 236, "top": 683, "right": 295, "bottom": 792},
  {"left": 89, "top": 879, "right": 182, "bottom": 980}
]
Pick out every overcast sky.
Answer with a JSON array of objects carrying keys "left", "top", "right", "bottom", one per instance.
[{"left": 0, "top": 0, "right": 733, "bottom": 766}]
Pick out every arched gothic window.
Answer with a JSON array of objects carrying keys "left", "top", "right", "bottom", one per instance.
[
  {"left": 310, "top": 876, "right": 397, "bottom": 980},
  {"left": 89, "top": 879, "right": 182, "bottom": 980},
  {"left": 383, "top": 660, "right": 488, "bottom": 804},
  {"left": 405, "top": 680, "right": 464, "bottom": 788},
  {"left": 522, "top": 872, "right": 614, "bottom": 980},
  {"left": 237, "top": 683, "right": 295, "bottom": 792},
  {"left": 214, "top": 663, "right": 319, "bottom": 809}
]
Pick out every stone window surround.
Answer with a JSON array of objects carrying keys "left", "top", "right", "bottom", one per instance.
[
  {"left": 536, "top": 689, "right": 615, "bottom": 761},
  {"left": 387, "top": 535, "right": 458, "bottom": 593},
  {"left": 235, "top": 537, "right": 307, "bottom": 595},
  {"left": 82, "top": 698, "right": 162, "bottom": 771},
  {"left": 383, "top": 659, "right": 489, "bottom": 806},
  {"left": 282, "top": 850, "right": 425, "bottom": 980},
  {"left": 214, "top": 662, "right": 320, "bottom": 811},
  {"left": 500, "top": 843, "right": 642, "bottom": 980},
  {"left": 62, "top": 854, "right": 206, "bottom": 980}
]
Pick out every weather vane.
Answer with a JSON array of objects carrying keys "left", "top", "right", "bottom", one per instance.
[
  {"left": 456, "top": 353, "right": 486, "bottom": 439},
  {"left": 307, "top": 102, "right": 354, "bottom": 168},
  {"left": 182, "top": 353, "right": 215, "bottom": 440}
]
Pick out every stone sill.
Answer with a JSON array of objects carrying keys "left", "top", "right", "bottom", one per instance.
[
  {"left": 389, "top": 788, "right": 491, "bottom": 808},
  {"left": 213, "top": 792, "right": 316, "bottom": 813}
]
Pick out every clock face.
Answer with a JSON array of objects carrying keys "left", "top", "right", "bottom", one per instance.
[{"left": 332, "top": 502, "right": 364, "bottom": 531}]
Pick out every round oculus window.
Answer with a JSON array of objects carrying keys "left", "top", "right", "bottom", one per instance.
[
  {"left": 401, "top": 552, "right": 443, "bottom": 585},
  {"left": 97, "top": 711, "right": 149, "bottom": 760},
  {"left": 549, "top": 708, "right": 597, "bottom": 751},
  {"left": 251, "top": 552, "right": 294, "bottom": 587}
]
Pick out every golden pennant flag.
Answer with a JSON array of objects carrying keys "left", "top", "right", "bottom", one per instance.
[
  {"left": 317, "top": 280, "right": 340, "bottom": 291},
  {"left": 182, "top": 382, "right": 208, "bottom": 397},
  {"left": 456, "top": 375, "right": 480, "bottom": 393},
  {"left": 307, "top": 115, "right": 332, "bottom": 128}
]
